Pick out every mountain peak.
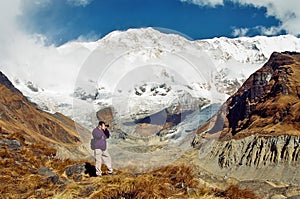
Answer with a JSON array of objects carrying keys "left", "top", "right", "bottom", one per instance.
[{"left": 195, "top": 51, "right": 300, "bottom": 140}]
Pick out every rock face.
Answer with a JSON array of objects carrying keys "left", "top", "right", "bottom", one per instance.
[
  {"left": 195, "top": 51, "right": 300, "bottom": 139},
  {"left": 194, "top": 135, "right": 300, "bottom": 184},
  {"left": 211, "top": 135, "right": 300, "bottom": 168},
  {"left": 192, "top": 52, "right": 300, "bottom": 185}
]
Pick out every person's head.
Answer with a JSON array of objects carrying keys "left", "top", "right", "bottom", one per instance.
[{"left": 98, "top": 121, "right": 108, "bottom": 129}]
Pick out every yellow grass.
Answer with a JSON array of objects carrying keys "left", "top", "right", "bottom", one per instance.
[{"left": 0, "top": 129, "right": 261, "bottom": 199}]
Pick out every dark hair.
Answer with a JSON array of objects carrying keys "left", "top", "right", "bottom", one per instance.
[{"left": 98, "top": 121, "right": 109, "bottom": 127}]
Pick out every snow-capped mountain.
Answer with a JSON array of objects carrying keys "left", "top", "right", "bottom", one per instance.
[{"left": 2, "top": 28, "right": 300, "bottom": 132}]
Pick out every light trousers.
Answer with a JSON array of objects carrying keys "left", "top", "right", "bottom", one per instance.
[{"left": 94, "top": 149, "right": 113, "bottom": 175}]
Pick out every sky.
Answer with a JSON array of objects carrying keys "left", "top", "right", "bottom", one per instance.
[{"left": 15, "top": 0, "right": 299, "bottom": 46}]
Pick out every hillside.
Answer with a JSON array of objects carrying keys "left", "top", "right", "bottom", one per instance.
[
  {"left": 0, "top": 71, "right": 91, "bottom": 159},
  {"left": 195, "top": 51, "right": 300, "bottom": 140},
  {"left": 0, "top": 71, "right": 88, "bottom": 197},
  {"left": 191, "top": 52, "right": 300, "bottom": 189}
]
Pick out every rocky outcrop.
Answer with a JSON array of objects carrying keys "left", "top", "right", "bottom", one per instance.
[
  {"left": 210, "top": 135, "right": 300, "bottom": 168},
  {"left": 194, "top": 135, "right": 300, "bottom": 184},
  {"left": 0, "top": 138, "right": 22, "bottom": 149},
  {"left": 196, "top": 51, "right": 300, "bottom": 139},
  {"left": 38, "top": 167, "right": 60, "bottom": 184}
]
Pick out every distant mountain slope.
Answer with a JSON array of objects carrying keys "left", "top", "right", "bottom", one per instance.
[
  {"left": 0, "top": 71, "right": 90, "bottom": 159},
  {"left": 190, "top": 52, "right": 300, "bottom": 185},
  {"left": 195, "top": 51, "right": 300, "bottom": 140}
]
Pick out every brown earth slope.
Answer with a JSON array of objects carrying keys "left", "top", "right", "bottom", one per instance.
[
  {"left": 0, "top": 71, "right": 92, "bottom": 160},
  {"left": 195, "top": 51, "right": 300, "bottom": 140},
  {"left": 0, "top": 71, "right": 83, "bottom": 145},
  {"left": 0, "top": 71, "right": 91, "bottom": 197},
  {"left": 0, "top": 70, "right": 95, "bottom": 163}
]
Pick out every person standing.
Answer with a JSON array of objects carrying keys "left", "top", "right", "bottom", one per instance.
[{"left": 91, "top": 121, "right": 115, "bottom": 176}]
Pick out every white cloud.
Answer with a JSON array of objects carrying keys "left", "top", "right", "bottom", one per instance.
[
  {"left": 0, "top": 0, "right": 91, "bottom": 92},
  {"left": 255, "top": 26, "right": 282, "bottom": 36},
  {"left": 67, "top": 0, "right": 93, "bottom": 7},
  {"left": 180, "top": 0, "right": 223, "bottom": 7},
  {"left": 76, "top": 31, "right": 100, "bottom": 42},
  {"left": 180, "top": 0, "right": 300, "bottom": 36},
  {"left": 232, "top": 26, "right": 282, "bottom": 37},
  {"left": 231, "top": 0, "right": 300, "bottom": 35},
  {"left": 0, "top": 0, "right": 20, "bottom": 44},
  {"left": 232, "top": 27, "right": 249, "bottom": 37}
]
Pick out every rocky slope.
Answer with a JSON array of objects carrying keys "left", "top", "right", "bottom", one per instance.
[
  {"left": 192, "top": 52, "right": 300, "bottom": 185},
  {"left": 0, "top": 71, "right": 90, "bottom": 159},
  {"left": 195, "top": 51, "right": 300, "bottom": 139},
  {"left": 0, "top": 71, "right": 94, "bottom": 197}
]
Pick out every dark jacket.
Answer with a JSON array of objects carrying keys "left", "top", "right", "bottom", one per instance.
[{"left": 91, "top": 127, "right": 110, "bottom": 150}]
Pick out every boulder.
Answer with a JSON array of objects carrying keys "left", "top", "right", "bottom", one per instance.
[
  {"left": 65, "top": 162, "right": 86, "bottom": 178},
  {"left": 96, "top": 107, "right": 114, "bottom": 125},
  {"left": 0, "top": 138, "right": 22, "bottom": 149}
]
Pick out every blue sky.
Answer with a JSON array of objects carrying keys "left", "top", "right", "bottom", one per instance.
[{"left": 17, "top": 0, "right": 297, "bottom": 46}]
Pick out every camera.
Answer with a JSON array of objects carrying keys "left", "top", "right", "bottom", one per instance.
[{"left": 105, "top": 124, "right": 109, "bottom": 128}]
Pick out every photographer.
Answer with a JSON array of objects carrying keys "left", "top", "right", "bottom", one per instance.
[{"left": 91, "top": 121, "right": 116, "bottom": 176}]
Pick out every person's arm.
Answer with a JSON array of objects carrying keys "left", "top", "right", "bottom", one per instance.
[{"left": 104, "top": 129, "right": 110, "bottom": 138}]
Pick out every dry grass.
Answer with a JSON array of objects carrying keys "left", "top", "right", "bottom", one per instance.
[
  {"left": 55, "top": 165, "right": 260, "bottom": 199},
  {"left": 61, "top": 164, "right": 208, "bottom": 199},
  {"left": 0, "top": 129, "right": 260, "bottom": 199},
  {"left": 0, "top": 138, "right": 260, "bottom": 199},
  {"left": 0, "top": 127, "right": 260, "bottom": 198},
  {"left": 101, "top": 165, "right": 197, "bottom": 198},
  {"left": 214, "top": 185, "right": 261, "bottom": 199},
  {"left": 0, "top": 130, "right": 78, "bottom": 198},
  {"left": 0, "top": 131, "right": 260, "bottom": 199}
]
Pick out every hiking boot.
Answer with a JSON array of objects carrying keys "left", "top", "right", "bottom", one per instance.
[{"left": 108, "top": 171, "right": 117, "bottom": 175}]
